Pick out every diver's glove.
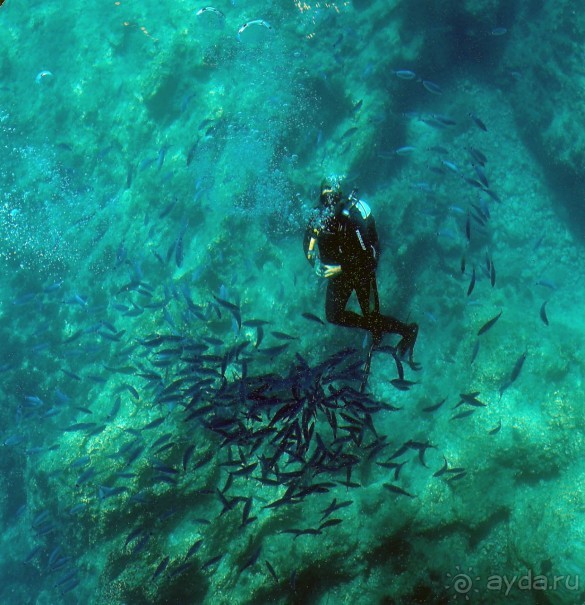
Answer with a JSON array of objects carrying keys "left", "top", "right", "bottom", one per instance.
[{"left": 314, "top": 257, "right": 327, "bottom": 278}]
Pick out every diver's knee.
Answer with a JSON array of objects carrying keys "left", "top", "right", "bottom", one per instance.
[{"left": 326, "top": 312, "right": 342, "bottom": 325}]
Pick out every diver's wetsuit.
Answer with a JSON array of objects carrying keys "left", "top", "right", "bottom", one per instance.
[{"left": 304, "top": 198, "right": 415, "bottom": 351}]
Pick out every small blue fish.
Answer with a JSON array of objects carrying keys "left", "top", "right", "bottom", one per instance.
[
  {"left": 394, "top": 69, "right": 416, "bottom": 80},
  {"left": 422, "top": 80, "right": 443, "bottom": 95},
  {"left": 395, "top": 146, "right": 416, "bottom": 156}
]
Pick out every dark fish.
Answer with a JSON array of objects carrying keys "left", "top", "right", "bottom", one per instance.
[
  {"left": 153, "top": 464, "right": 179, "bottom": 475},
  {"left": 63, "top": 330, "right": 84, "bottom": 344},
  {"left": 76, "top": 467, "right": 96, "bottom": 486},
  {"left": 212, "top": 294, "right": 240, "bottom": 313},
  {"left": 390, "top": 378, "right": 417, "bottom": 391},
  {"left": 422, "top": 397, "right": 446, "bottom": 412},
  {"left": 271, "top": 331, "right": 298, "bottom": 341},
  {"left": 469, "top": 113, "right": 487, "bottom": 131},
  {"left": 376, "top": 460, "right": 406, "bottom": 480},
  {"left": 483, "top": 188, "right": 501, "bottom": 203},
  {"left": 490, "top": 258, "right": 496, "bottom": 287},
  {"left": 142, "top": 417, "right": 165, "bottom": 430},
  {"left": 465, "top": 211, "right": 471, "bottom": 242},
  {"left": 185, "top": 539, "right": 204, "bottom": 559},
  {"left": 175, "top": 223, "right": 188, "bottom": 268},
  {"left": 186, "top": 140, "right": 198, "bottom": 166},
  {"left": 319, "top": 518, "right": 343, "bottom": 530},
  {"left": 429, "top": 145, "right": 449, "bottom": 154},
  {"left": 383, "top": 483, "right": 415, "bottom": 498},
  {"left": 540, "top": 301, "right": 549, "bottom": 326},
  {"left": 535, "top": 279, "right": 557, "bottom": 291},
  {"left": 447, "top": 471, "right": 467, "bottom": 483},
  {"left": 409, "top": 441, "right": 436, "bottom": 467},
  {"left": 126, "top": 164, "right": 134, "bottom": 189},
  {"left": 450, "top": 409, "right": 475, "bottom": 420},
  {"left": 467, "top": 266, "right": 476, "bottom": 296},
  {"left": 302, "top": 312, "right": 325, "bottom": 325},
  {"left": 341, "top": 127, "right": 358, "bottom": 140},
  {"left": 64, "top": 422, "right": 97, "bottom": 432},
  {"left": 242, "top": 319, "right": 270, "bottom": 327},
  {"left": 192, "top": 450, "right": 214, "bottom": 470},
  {"left": 320, "top": 499, "right": 352, "bottom": 520},
  {"left": 431, "top": 113, "right": 456, "bottom": 126},
  {"left": 241, "top": 498, "right": 253, "bottom": 527},
  {"left": 470, "top": 339, "right": 480, "bottom": 365},
  {"left": 75, "top": 406, "right": 93, "bottom": 415},
  {"left": 61, "top": 368, "right": 82, "bottom": 381},
  {"left": 456, "top": 392, "right": 486, "bottom": 407},
  {"left": 152, "top": 556, "right": 170, "bottom": 579},
  {"left": 253, "top": 326, "right": 262, "bottom": 350},
  {"left": 71, "top": 455, "right": 91, "bottom": 468},
  {"left": 265, "top": 560, "right": 278, "bottom": 583},
  {"left": 239, "top": 546, "right": 261, "bottom": 574},
  {"left": 152, "top": 474, "right": 177, "bottom": 486},
  {"left": 509, "top": 351, "right": 527, "bottom": 384},
  {"left": 478, "top": 310, "right": 502, "bottom": 335},
  {"left": 533, "top": 234, "right": 545, "bottom": 250},
  {"left": 446, "top": 467, "right": 466, "bottom": 475},
  {"left": 139, "top": 157, "right": 157, "bottom": 172},
  {"left": 433, "top": 457, "right": 448, "bottom": 477},
  {"left": 489, "top": 420, "right": 502, "bottom": 435},
  {"left": 182, "top": 444, "right": 195, "bottom": 471},
  {"left": 33, "top": 510, "right": 50, "bottom": 527},
  {"left": 54, "top": 569, "right": 78, "bottom": 588},
  {"left": 257, "top": 344, "right": 289, "bottom": 357},
  {"left": 99, "top": 485, "right": 129, "bottom": 500},
  {"left": 459, "top": 391, "right": 481, "bottom": 402},
  {"left": 231, "top": 462, "right": 258, "bottom": 477},
  {"left": 124, "top": 384, "right": 140, "bottom": 400},
  {"left": 460, "top": 255, "right": 466, "bottom": 274},
  {"left": 473, "top": 164, "right": 489, "bottom": 189},
  {"left": 388, "top": 441, "right": 411, "bottom": 460},
  {"left": 212, "top": 294, "right": 241, "bottom": 330},
  {"left": 60, "top": 578, "right": 80, "bottom": 595},
  {"left": 159, "top": 199, "right": 176, "bottom": 219},
  {"left": 157, "top": 145, "right": 171, "bottom": 171},
  {"left": 201, "top": 554, "right": 223, "bottom": 570},
  {"left": 124, "top": 527, "right": 144, "bottom": 548},
  {"left": 166, "top": 239, "right": 176, "bottom": 264},
  {"left": 467, "top": 146, "right": 487, "bottom": 166}
]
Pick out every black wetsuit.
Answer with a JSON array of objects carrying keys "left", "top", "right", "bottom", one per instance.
[{"left": 304, "top": 198, "right": 416, "bottom": 350}]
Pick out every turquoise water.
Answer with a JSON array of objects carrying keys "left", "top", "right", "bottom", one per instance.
[{"left": 1, "top": 1, "right": 585, "bottom": 603}]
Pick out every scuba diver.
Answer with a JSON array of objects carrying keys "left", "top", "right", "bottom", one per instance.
[{"left": 304, "top": 176, "right": 419, "bottom": 362}]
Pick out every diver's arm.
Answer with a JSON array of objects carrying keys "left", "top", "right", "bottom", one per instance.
[
  {"left": 367, "top": 215, "right": 381, "bottom": 268},
  {"left": 304, "top": 224, "right": 337, "bottom": 277}
]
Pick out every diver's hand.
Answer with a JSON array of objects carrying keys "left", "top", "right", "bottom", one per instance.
[{"left": 323, "top": 264, "right": 342, "bottom": 278}]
